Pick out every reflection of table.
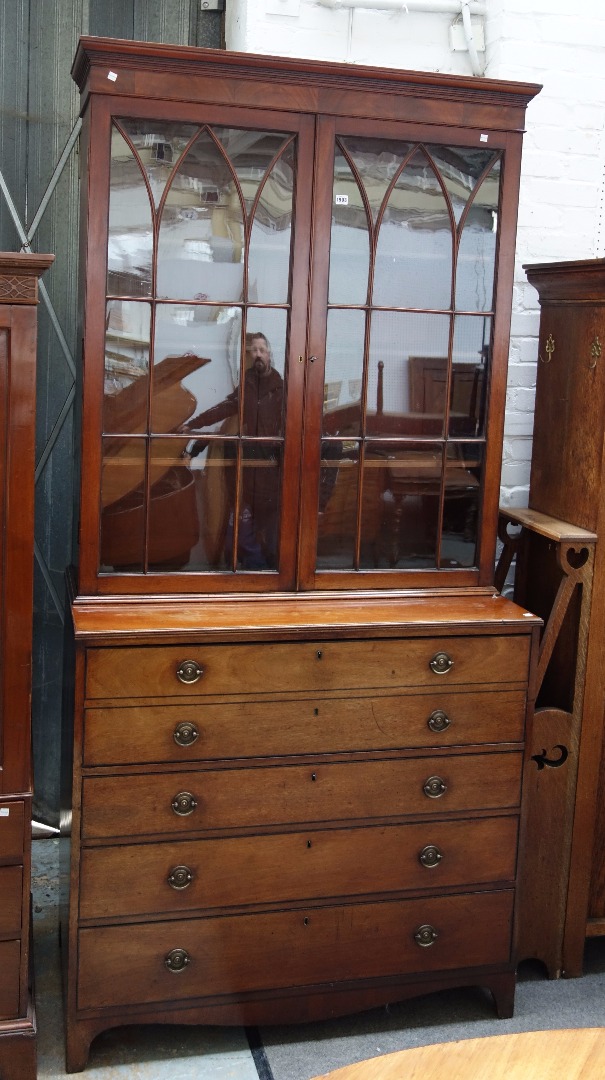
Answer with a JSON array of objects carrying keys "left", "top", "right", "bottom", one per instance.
[{"left": 311, "top": 1028, "right": 605, "bottom": 1080}]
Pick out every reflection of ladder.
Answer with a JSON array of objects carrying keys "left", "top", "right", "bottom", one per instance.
[{"left": 496, "top": 507, "right": 597, "bottom": 978}]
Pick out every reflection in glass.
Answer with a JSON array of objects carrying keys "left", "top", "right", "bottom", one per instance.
[
  {"left": 323, "top": 309, "right": 366, "bottom": 436},
  {"left": 215, "top": 128, "right": 291, "bottom": 216},
  {"left": 373, "top": 149, "right": 453, "bottom": 310},
  {"left": 147, "top": 437, "right": 201, "bottom": 571},
  {"left": 329, "top": 146, "right": 370, "bottom": 305},
  {"left": 117, "top": 118, "right": 199, "bottom": 209},
  {"left": 248, "top": 141, "right": 295, "bottom": 304},
  {"left": 362, "top": 442, "right": 441, "bottom": 569},
  {"left": 450, "top": 315, "right": 491, "bottom": 437},
  {"left": 100, "top": 437, "right": 146, "bottom": 572},
  {"left": 455, "top": 160, "right": 501, "bottom": 312},
  {"left": 107, "top": 127, "right": 154, "bottom": 296},
  {"left": 231, "top": 441, "right": 283, "bottom": 570},
  {"left": 152, "top": 304, "right": 241, "bottom": 435},
  {"left": 241, "top": 324, "right": 286, "bottom": 439},
  {"left": 440, "top": 443, "right": 483, "bottom": 568},
  {"left": 316, "top": 443, "right": 359, "bottom": 570},
  {"left": 428, "top": 145, "right": 496, "bottom": 226},
  {"left": 369, "top": 311, "right": 450, "bottom": 437},
  {"left": 157, "top": 130, "right": 245, "bottom": 302},
  {"left": 340, "top": 136, "right": 413, "bottom": 226},
  {"left": 104, "top": 301, "right": 151, "bottom": 434}
]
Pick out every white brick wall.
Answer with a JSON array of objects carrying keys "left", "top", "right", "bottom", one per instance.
[{"left": 226, "top": 0, "right": 605, "bottom": 510}]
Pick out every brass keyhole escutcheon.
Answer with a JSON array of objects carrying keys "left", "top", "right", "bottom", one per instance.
[
  {"left": 173, "top": 721, "right": 199, "bottom": 747},
  {"left": 427, "top": 710, "right": 450, "bottom": 734},
  {"left": 414, "top": 924, "right": 438, "bottom": 948},
  {"left": 168, "top": 865, "right": 193, "bottom": 890},
  {"left": 429, "top": 652, "right": 454, "bottom": 676},
  {"left": 171, "top": 791, "right": 198, "bottom": 816},
  {"left": 419, "top": 845, "right": 443, "bottom": 869},
  {"left": 423, "top": 775, "right": 447, "bottom": 799},
  {"left": 590, "top": 335, "right": 602, "bottom": 370},
  {"left": 176, "top": 660, "right": 204, "bottom": 685},
  {"left": 540, "top": 333, "right": 555, "bottom": 364},
  {"left": 164, "top": 948, "right": 191, "bottom": 972}
]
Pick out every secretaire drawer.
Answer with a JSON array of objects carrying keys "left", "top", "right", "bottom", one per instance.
[
  {"left": 79, "top": 816, "right": 519, "bottom": 920},
  {"left": 77, "top": 888, "right": 514, "bottom": 1010},
  {"left": 81, "top": 752, "right": 523, "bottom": 839},
  {"left": 84, "top": 636, "right": 531, "bottom": 701},
  {"left": 83, "top": 690, "right": 526, "bottom": 766},
  {"left": 0, "top": 866, "right": 23, "bottom": 936}
]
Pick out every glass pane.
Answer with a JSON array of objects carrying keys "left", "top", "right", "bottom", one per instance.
[
  {"left": 118, "top": 118, "right": 200, "bottom": 209},
  {"left": 107, "top": 127, "right": 153, "bottom": 296},
  {"left": 316, "top": 442, "right": 359, "bottom": 570},
  {"left": 184, "top": 437, "right": 237, "bottom": 571},
  {"left": 440, "top": 442, "right": 483, "bottom": 568},
  {"left": 373, "top": 149, "right": 453, "bottom": 310},
  {"left": 369, "top": 312, "right": 451, "bottom": 437},
  {"left": 248, "top": 141, "right": 295, "bottom": 304},
  {"left": 153, "top": 304, "right": 241, "bottom": 435},
  {"left": 455, "top": 160, "right": 501, "bottom": 312},
  {"left": 364, "top": 442, "right": 441, "bottom": 569},
  {"left": 323, "top": 309, "right": 366, "bottom": 437},
  {"left": 215, "top": 128, "right": 291, "bottom": 216},
  {"left": 329, "top": 145, "right": 370, "bottom": 305},
  {"left": 157, "top": 131, "right": 245, "bottom": 302},
  {"left": 147, "top": 437, "right": 201, "bottom": 571},
  {"left": 236, "top": 442, "right": 282, "bottom": 570},
  {"left": 104, "top": 301, "right": 151, "bottom": 435},
  {"left": 340, "top": 136, "right": 414, "bottom": 226},
  {"left": 241, "top": 314, "right": 287, "bottom": 438},
  {"left": 450, "top": 316, "right": 491, "bottom": 437},
  {"left": 427, "top": 145, "right": 496, "bottom": 226},
  {"left": 100, "top": 437, "right": 146, "bottom": 572}
]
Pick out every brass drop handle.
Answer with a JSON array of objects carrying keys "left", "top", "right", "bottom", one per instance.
[
  {"left": 419, "top": 845, "right": 443, "bottom": 869},
  {"left": 164, "top": 948, "right": 191, "bottom": 972},
  {"left": 423, "top": 775, "right": 447, "bottom": 799},
  {"left": 171, "top": 791, "right": 198, "bottom": 816},
  {"left": 429, "top": 652, "right": 454, "bottom": 675},
  {"left": 176, "top": 660, "right": 204, "bottom": 685},
  {"left": 414, "top": 924, "right": 438, "bottom": 948},
  {"left": 427, "top": 710, "right": 450, "bottom": 734},
  {"left": 167, "top": 865, "right": 193, "bottom": 890},
  {"left": 173, "top": 721, "right": 200, "bottom": 747}
]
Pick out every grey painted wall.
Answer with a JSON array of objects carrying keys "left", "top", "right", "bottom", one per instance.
[{"left": 0, "top": 0, "right": 223, "bottom": 825}]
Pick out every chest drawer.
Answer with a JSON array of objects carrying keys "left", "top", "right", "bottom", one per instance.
[
  {"left": 77, "top": 888, "right": 514, "bottom": 1011},
  {"left": 0, "top": 866, "right": 23, "bottom": 936},
  {"left": 0, "top": 802, "right": 25, "bottom": 863},
  {"left": 81, "top": 752, "right": 522, "bottom": 840},
  {"left": 0, "top": 939, "right": 20, "bottom": 1020},
  {"left": 85, "top": 636, "right": 531, "bottom": 701},
  {"left": 83, "top": 689, "right": 526, "bottom": 767},
  {"left": 79, "top": 816, "right": 518, "bottom": 920}
]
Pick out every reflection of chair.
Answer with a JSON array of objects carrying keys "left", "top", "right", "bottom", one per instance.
[{"left": 409, "top": 355, "right": 485, "bottom": 436}]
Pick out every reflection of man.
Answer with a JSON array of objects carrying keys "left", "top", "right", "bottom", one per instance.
[{"left": 185, "top": 332, "right": 284, "bottom": 569}]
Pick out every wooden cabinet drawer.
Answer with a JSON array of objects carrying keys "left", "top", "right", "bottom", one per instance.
[
  {"left": 0, "top": 866, "right": 23, "bottom": 936},
  {"left": 0, "top": 801, "right": 25, "bottom": 863},
  {"left": 80, "top": 816, "right": 518, "bottom": 920},
  {"left": 83, "top": 689, "right": 526, "bottom": 766},
  {"left": 77, "top": 888, "right": 514, "bottom": 1010},
  {"left": 85, "top": 636, "right": 530, "bottom": 701},
  {"left": 0, "top": 939, "right": 20, "bottom": 1020},
  {"left": 81, "top": 752, "right": 522, "bottom": 840}
]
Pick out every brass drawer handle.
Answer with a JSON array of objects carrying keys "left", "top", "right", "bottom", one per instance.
[
  {"left": 164, "top": 948, "right": 191, "bottom": 972},
  {"left": 171, "top": 791, "right": 198, "bottom": 816},
  {"left": 167, "top": 865, "right": 193, "bottom": 890},
  {"left": 419, "top": 844, "right": 443, "bottom": 868},
  {"left": 423, "top": 775, "right": 447, "bottom": 799},
  {"left": 427, "top": 709, "right": 450, "bottom": 734},
  {"left": 414, "top": 924, "right": 438, "bottom": 948},
  {"left": 173, "top": 721, "right": 199, "bottom": 747},
  {"left": 429, "top": 652, "right": 454, "bottom": 675},
  {"left": 176, "top": 660, "right": 204, "bottom": 685}
]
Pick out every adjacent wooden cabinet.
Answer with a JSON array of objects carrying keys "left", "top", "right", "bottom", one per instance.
[
  {"left": 0, "top": 252, "right": 53, "bottom": 1080},
  {"left": 62, "top": 36, "right": 540, "bottom": 1072}
]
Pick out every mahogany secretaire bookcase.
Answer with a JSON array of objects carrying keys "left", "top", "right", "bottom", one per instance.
[
  {"left": 0, "top": 252, "right": 53, "bottom": 1080},
  {"left": 62, "top": 36, "right": 541, "bottom": 1072}
]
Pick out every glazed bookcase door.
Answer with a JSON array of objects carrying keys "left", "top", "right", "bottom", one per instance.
[
  {"left": 79, "top": 99, "right": 314, "bottom": 595},
  {"left": 299, "top": 116, "right": 514, "bottom": 591}
]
